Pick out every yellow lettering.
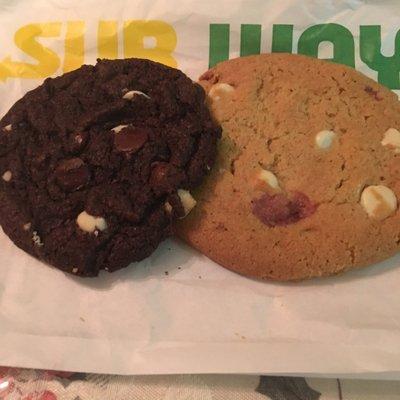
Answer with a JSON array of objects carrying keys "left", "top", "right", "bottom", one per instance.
[
  {"left": 0, "top": 23, "right": 62, "bottom": 81},
  {"left": 123, "top": 20, "right": 177, "bottom": 67},
  {"left": 98, "top": 21, "right": 118, "bottom": 59},
  {"left": 63, "top": 21, "right": 85, "bottom": 73}
]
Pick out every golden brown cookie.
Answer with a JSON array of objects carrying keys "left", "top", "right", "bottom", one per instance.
[{"left": 177, "top": 53, "right": 400, "bottom": 281}]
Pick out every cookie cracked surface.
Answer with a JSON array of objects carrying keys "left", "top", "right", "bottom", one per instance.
[
  {"left": 0, "top": 58, "right": 220, "bottom": 276},
  {"left": 178, "top": 53, "right": 400, "bottom": 281}
]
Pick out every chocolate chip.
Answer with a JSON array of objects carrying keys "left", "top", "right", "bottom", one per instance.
[
  {"left": 150, "top": 162, "right": 184, "bottom": 194},
  {"left": 252, "top": 191, "right": 317, "bottom": 227},
  {"left": 150, "top": 162, "right": 169, "bottom": 182},
  {"left": 55, "top": 158, "right": 90, "bottom": 191},
  {"left": 113, "top": 126, "right": 149, "bottom": 153}
]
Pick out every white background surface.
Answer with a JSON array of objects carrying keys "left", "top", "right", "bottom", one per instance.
[{"left": 1, "top": 0, "right": 400, "bottom": 376}]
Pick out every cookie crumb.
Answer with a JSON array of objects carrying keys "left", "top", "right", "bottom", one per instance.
[
  {"left": 23, "top": 223, "right": 31, "bottom": 231},
  {"left": 32, "top": 231, "right": 44, "bottom": 247},
  {"left": 3, "top": 124, "right": 12, "bottom": 132}
]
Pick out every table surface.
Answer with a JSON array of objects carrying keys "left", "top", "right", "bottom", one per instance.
[{"left": 1, "top": 368, "right": 400, "bottom": 399}]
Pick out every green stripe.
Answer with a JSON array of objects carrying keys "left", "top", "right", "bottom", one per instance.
[
  {"left": 209, "top": 24, "right": 230, "bottom": 68},
  {"left": 240, "top": 24, "right": 261, "bottom": 56},
  {"left": 272, "top": 24, "right": 293, "bottom": 53}
]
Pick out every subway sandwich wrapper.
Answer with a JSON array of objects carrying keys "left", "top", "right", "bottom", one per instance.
[{"left": 2, "top": 0, "right": 400, "bottom": 377}]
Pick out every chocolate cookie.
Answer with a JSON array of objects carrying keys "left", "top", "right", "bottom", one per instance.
[
  {"left": 0, "top": 58, "right": 220, "bottom": 276},
  {"left": 178, "top": 53, "right": 400, "bottom": 281}
]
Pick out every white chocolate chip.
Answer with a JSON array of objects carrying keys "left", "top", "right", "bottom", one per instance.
[
  {"left": 76, "top": 211, "right": 107, "bottom": 233},
  {"left": 381, "top": 128, "right": 400, "bottom": 153},
  {"left": 23, "top": 222, "right": 31, "bottom": 231},
  {"left": 315, "top": 130, "right": 336, "bottom": 149},
  {"left": 165, "top": 202, "right": 173, "bottom": 214},
  {"left": 3, "top": 124, "right": 12, "bottom": 132},
  {"left": 111, "top": 125, "right": 128, "bottom": 133},
  {"left": 2, "top": 171, "right": 12, "bottom": 182},
  {"left": 360, "top": 185, "right": 397, "bottom": 220},
  {"left": 122, "top": 90, "right": 150, "bottom": 100},
  {"left": 208, "top": 83, "right": 234, "bottom": 101},
  {"left": 177, "top": 189, "right": 197, "bottom": 217},
  {"left": 96, "top": 219, "right": 107, "bottom": 231},
  {"left": 32, "top": 231, "right": 44, "bottom": 247},
  {"left": 254, "top": 169, "right": 280, "bottom": 191},
  {"left": 72, "top": 267, "right": 78, "bottom": 274}
]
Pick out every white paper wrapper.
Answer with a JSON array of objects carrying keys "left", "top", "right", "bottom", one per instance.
[{"left": 1, "top": 0, "right": 400, "bottom": 377}]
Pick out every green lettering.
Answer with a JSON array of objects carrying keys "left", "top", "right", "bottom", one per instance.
[
  {"left": 298, "top": 23, "right": 355, "bottom": 67},
  {"left": 209, "top": 24, "right": 230, "bottom": 68},
  {"left": 240, "top": 24, "right": 261, "bottom": 57},
  {"left": 360, "top": 25, "right": 400, "bottom": 89},
  {"left": 272, "top": 24, "right": 293, "bottom": 53}
]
